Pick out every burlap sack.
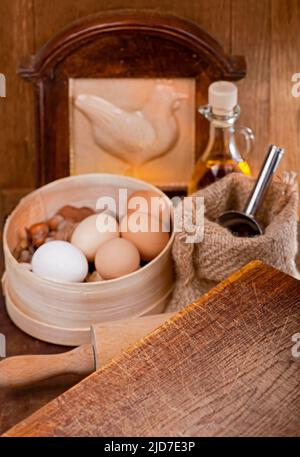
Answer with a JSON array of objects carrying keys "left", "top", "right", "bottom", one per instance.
[{"left": 167, "top": 172, "right": 299, "bottom": 312}]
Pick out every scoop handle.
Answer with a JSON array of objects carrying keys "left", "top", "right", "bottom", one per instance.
[{"left": 244, "top": 144, "right": 284, "bottom": 217}]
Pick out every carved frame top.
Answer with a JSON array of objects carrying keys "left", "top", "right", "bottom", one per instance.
[{"left": 18, "top": 10, "right": 246, "bottom": 188}]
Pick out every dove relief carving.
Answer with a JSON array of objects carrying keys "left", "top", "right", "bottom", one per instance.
[{"left": 74, "top": 80, "right": 188, "bottom": 176}]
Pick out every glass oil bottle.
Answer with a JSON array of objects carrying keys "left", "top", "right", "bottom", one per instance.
[{"left": 188, "top": 81, "right": 254, "bottom": 194}]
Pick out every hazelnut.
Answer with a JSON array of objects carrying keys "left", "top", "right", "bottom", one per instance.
[
  {"left": 47, "top": 214, "right": 64, "bottom": 231},
  {"left": 54, "top": 220, "right": 77, "bottom": 241},
  {"left": 57, "top": 205, "right": 94, "bottom": 223},
  {"left": 28, "top": 222, "right": 49, "bottom": 248},
  {"left": 85, "top": 271, "right": 103, "bottom": 282},
  {"left": 13, "top": 237, "right": 29, "bottom": 259},
  {"left": 19, "top": 238, "right": 29, "bottom": 250},
  {"left": 18, "top": 249, "right": 32, "bottom": 263}
]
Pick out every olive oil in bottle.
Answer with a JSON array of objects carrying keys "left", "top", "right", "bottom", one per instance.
[{"left": 188, "top": 81, "right": 254, "bottom": 194}]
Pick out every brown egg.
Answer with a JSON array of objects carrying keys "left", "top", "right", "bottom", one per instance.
[
  {"left": 120, "top": 212, "right": 170, "bottom": 261},
  {"left": 95, "top": 238, "right": 140, "bottom": 279},
  {"left": 127, "top": 190, "right": 168, "bottom": 223}
]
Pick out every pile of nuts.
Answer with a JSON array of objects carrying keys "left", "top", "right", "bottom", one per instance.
[{"left": 14, "top": 205, "right": 95, "bottom": 264}]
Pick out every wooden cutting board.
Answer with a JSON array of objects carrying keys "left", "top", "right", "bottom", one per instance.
[{"left": 4, "top": 261, "right": 300, "bottom": 437}]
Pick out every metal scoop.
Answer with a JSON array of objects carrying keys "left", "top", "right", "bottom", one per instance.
[{"left": 218, "top": 144, "right": 284, "bottom": 237}]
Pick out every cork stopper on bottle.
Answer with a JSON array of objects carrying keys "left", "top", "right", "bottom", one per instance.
[{"left": 208, "top": 81, "right": 238, "bottom": 115}]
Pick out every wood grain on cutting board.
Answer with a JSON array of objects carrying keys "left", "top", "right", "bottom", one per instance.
[{"left": 4, "top": 261, "right": 300, "bottom": 437}]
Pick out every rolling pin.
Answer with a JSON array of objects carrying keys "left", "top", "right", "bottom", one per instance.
[{"left": 0, "top": 312, "right": 173, "bottom": 388}]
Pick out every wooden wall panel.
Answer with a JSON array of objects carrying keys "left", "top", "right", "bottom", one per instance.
[
  {"left": 0, "top": 0, "right": 35, "bottom": 189},
  {"left": 270, "top": 0, "right": 300, "bottom": 177},
  {"left": 33, "top": 0, "right": 231, "bottom": 49},
  {"left": 0, "top": 188, "right": 33, "bottom": 230},
  {"left": 231, "top": 0, "right": 271, "bottom": 176}
]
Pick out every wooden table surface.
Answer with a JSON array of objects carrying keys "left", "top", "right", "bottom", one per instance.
[{"left": 3, "top": 261, "right": 300, "bottom": 437}]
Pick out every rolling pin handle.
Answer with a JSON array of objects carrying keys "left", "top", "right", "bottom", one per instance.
[{"left": 0, "top": 344, "right": 95, "bottom": 389}]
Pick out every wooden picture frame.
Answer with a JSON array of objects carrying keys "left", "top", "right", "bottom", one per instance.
[{"left": 18, "top": 10, "right": 246, "bottom": 191}]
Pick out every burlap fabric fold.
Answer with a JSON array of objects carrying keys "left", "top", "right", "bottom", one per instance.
[{"left": 167, "top": 172, "right": 299, "bottom": 312}]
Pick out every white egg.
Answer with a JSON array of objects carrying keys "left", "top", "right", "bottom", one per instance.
[
  {"left": 31, "top": 240, "right": 88, "bottom": 283},
  {"left": 71, "top": 213, "right": 119, "bottom": 261}
]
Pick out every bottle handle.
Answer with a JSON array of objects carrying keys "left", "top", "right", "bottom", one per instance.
[{"left": 236, "top": 126, "right": 255, "bottom": 158}]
